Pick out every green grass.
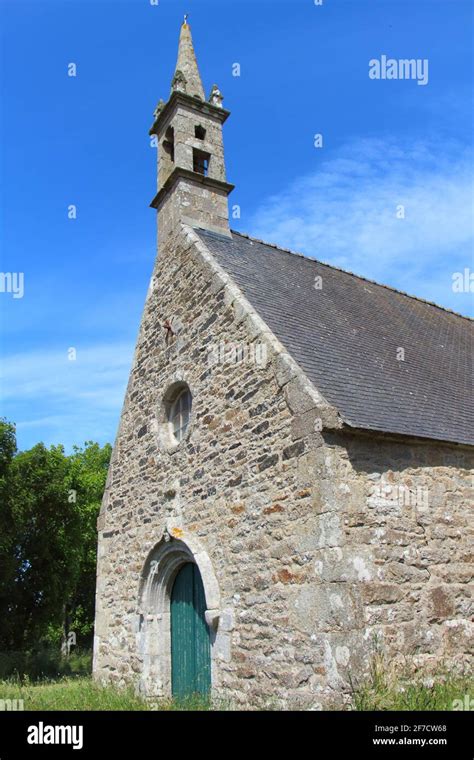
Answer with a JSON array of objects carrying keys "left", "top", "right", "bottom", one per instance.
[
  {"left": 0, "top": 677, "right": 147, "bottom": 711},
  {"left": 350, "top": 654, "right": 473, "bottom": 711},
  {"left": 1, "top": 653, "right": 470, "bottom": 711},
  {"left": 0, "top": 677, "right": 218, "bottom": 711}
]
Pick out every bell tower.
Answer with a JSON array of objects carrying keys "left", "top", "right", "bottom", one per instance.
[{"left": 150, "top": 19, "right": 234, "bottom": 244}]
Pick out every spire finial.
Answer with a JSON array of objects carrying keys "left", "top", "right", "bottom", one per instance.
[{"left": 172, "top": 16, "right": 204, "bottom": 99}]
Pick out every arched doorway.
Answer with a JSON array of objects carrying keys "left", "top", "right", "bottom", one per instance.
[
  {"left": 171, "top": 562, "right": 211, "bottom": 699},
  {"left": 138, "top": 533, "right": 221, "bottom": 699}
]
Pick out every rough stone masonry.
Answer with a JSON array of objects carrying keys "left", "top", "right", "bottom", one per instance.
[{"left": 93, "top": 21, "right": 473, "bottom": 709}]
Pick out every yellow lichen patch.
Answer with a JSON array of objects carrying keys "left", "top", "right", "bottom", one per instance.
[{"left": 170, "top": 527, "right": 184, "bottom": 538}]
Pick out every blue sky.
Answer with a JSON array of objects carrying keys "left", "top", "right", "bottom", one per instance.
[{"left": 0, "top": 0, "right": 473, "bottom": 452}]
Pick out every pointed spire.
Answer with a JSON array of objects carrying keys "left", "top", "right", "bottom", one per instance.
[{"left": 171, "top": 19, "right": 205, "bottom": 100}]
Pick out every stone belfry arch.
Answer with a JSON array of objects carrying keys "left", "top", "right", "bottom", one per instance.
[{"left": 149, "top": 18, "right": 234, "bottom": 247}]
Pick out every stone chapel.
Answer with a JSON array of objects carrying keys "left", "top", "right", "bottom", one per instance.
[{"left": 93, "top": 21, "right": 473, "bottom": 709}]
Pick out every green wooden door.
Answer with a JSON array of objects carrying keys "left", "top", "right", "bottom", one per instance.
[{"left": 170, "top": 562, "right": 211, "bottom": 699}]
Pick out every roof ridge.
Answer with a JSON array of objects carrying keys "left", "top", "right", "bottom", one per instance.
[{"left": 229, "top": 229, "right": 473, "bottom": 323}]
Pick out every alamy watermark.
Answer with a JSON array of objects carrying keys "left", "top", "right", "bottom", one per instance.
[
  {"left": 0, "top": 272, "right": 24, "bottom": 299},
  {"left": 452, "top": 694, "right": 474, "bottom": 710},
  {"left": 27, "top": 722, "right": 83, "bottom": 750},
  {"left": 368, "top": 483, "right": 430, "bottom": 512},
  {"left": 369, "top": 55, "right": 429, "bottom": 86},
  {"left": 452, "top": 268, "right": 474, "bottom": 293},
  {"left": 0, "top": 698, "right": 24, "bottom": 710},
  {"left": 61, "top": 630, "right": 77, "bottom": 656},
  {"left": 208, "top": 341, "right": 267, "bottom": 368}
]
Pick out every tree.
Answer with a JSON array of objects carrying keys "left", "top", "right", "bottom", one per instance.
[
  {"left": 0, "top": 422, "right": 112, "bottom": 652},
  {"left": 3, "top": 443, "right": 82, "bottom": 650},
  {"left": 65, "top": 441, "right": 112, "bottom": 648},
  {"left": 0, "top": 420, "right": 18, "bottom": 646}
]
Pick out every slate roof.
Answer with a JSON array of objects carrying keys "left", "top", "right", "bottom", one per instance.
[{"left": 196, "top": 228, "right": 474, "bottom": 447}]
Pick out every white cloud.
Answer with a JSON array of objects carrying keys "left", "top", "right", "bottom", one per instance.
[
  {"left": 249, "top": 137, "right": 474, "bottom": 314},
  {"left": 1, "top": 342, "right": 134, "bottom": 451}
]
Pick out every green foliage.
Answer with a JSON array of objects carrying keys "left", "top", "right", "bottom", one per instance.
[
  {"left": 64, "top": 441, "right": 112, "bottom": 646},
  {"left": 0, "top": 647, "right": 92, "bottom": 682},
  {"left": 5, "top": 443, "right": 82, "bottom": 649},
  {"left": 0, "top": 420, "right": 112, "bottom": 654},
  {"left": 350, "top": 653, "right": 474, "bottom": 711},
  {"left": 0, "top": 419, "right": 16, "bottom": 478},
  {"left": 0, "top": 420, "right": 18, "bottom": 627}
]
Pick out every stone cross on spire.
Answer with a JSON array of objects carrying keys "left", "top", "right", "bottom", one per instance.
[{"left": 172, "top": 19, "right": 205, "bottom": 100}]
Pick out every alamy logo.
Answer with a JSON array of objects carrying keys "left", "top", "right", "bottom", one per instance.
[
  {"left": 452, "top": 694, "right": 474, "bottom": 711},
  {"left": 452, "top": 268, "right": 474, "bottom": 293},
  {"left": 0, "top": 698, "right": 24, "bottom": 710},
  {"left": 368, "top": 483, "right": 429, "bottom": 512},
  {"left": 369, "top": 55, "right": 429, "bottom": 86},
  {"left": 0, "top": 271, "right": 24, "bottom": 299},
  {"left": 208, "top": 341, "right": 267, "bottom": 368},
  {"left": 27, "top": 722, "right": 83, "bottom": 750}
]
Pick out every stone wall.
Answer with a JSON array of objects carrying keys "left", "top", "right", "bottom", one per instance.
[
  {"left": 93, "top": 223, "right": 473, "bottom": 709},
  {"left": 157, "top": 176, "right": 231, "bottom": 243},
  {"left": 291, "top": 429, "right": 473, "bottom": 707}
]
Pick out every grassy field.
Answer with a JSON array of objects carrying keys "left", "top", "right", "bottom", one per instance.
[
  {"left": 0, "top": 671, "right": 472, "bottom": 711},
  {"left": 349, "top": 654, "right": 473, "bottom": 711},
  {"left": 0, "top": 677, "right": 215, "bottom": 711},
  {"left": 0, "top": 647, "right": 471, "bottom": 711},
  {"left": 0, "top": 677, "right": 148, "bottom": 711}
]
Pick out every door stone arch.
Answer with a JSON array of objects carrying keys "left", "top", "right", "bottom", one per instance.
[{"left": 137, "top": 530, "right": 221, "bottom": 697}]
